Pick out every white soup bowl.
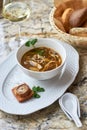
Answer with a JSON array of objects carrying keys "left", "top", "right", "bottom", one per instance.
[{"left": 16, "top": 38, "right": 66, "bottom": 80}]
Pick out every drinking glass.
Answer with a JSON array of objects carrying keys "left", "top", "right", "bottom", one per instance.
[{"left": 2, "top": 0, "right": 31, "bottom": 49}]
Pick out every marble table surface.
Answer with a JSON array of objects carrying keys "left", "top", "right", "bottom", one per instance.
[{"left": 0, "top": 0, "right": 87, "bottom": 130}]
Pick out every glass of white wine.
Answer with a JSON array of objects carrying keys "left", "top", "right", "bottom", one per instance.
[{"left": 2, "top": 0, "right": 31, "bottom": 49}]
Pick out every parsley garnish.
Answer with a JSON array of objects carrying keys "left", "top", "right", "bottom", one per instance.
[
  {"left": 32, "top": 86, "right": 45, "bottom": 98},
  {"left": 36, "top": 86, "right": 45, "bottom": 92},
  {"left": 25, "top": 38, "right": 37, "bottom": 47},
  {"left": 36, "top": 50, "right": 44, "bottom": 56},
  {"left": 33, "top": 91, "right": 41, "bottom": 98},
  {"left": 25, "top": 38, "right": 45, "bottom": 56},
  {"left": 32, "top": 86, "right": 45, "bottom": 92}
]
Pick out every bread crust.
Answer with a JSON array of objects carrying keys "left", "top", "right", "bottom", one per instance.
[
  {"left": 82, "top": 21, "right": 87, "bottom": 27},
  {"left": 54, "top": 0, "right": 83, "bottom": 10},
  {"left": 54, "top": 3, "right": 66, "bottom": 18},
  {"left": 62, "top": 8, "right": 74, "bottom": 32},
  {"left": 69, "top": 8, "right": 87, "bottom": 27},
  {"left": 54, "top": 17, "right": 66, "bottom": 32},
  {"left": 69, "top": 27, "right": 87, "bottom": 37},
  {"left": 53, "top": 0, "right": 87, "bottom": 39},
  {"left": 12, "top": 83, "right": 34, "bottom": 102}
]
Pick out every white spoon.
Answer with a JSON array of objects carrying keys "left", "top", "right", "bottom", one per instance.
[
  {"left": 59, "top": 93, "right": 80, "bottom": 120},
  {"left": 59, "top": 98, "right": 73, "bottom": 120},
  {"left": 60, "top": 93, "right": 82, "bottom": 127}
]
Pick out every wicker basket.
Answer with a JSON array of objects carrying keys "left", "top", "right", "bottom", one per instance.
[{"left": 49, "top": 0, "right": 87, "bottom": 48}]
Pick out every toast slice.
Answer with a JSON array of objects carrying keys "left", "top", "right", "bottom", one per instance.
[{"left": 12, "top": 83, "right": 34, "bottom": 102}]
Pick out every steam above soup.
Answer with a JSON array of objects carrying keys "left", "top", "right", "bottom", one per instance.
[{"left": 21, "top": 47, "right": 62, "bottom": 72}]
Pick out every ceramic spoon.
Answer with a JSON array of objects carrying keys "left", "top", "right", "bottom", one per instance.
[
  {"left": 59, "top": 98, "right": 72, "bottom": 120},
  {"left": 61, "top": 93, "right": 82, "bottom": 127},
  {"left": 59, "top": 93, "right": 81, "bottom": 120}
]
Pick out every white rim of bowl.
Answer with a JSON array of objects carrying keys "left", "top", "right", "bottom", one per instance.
[{"left": 16, "top": 38, "right": 66, "bottom": 74}]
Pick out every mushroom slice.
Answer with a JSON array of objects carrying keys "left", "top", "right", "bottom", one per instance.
[{"left": 29, "top": 60, "right": 42, "bottom": 70}]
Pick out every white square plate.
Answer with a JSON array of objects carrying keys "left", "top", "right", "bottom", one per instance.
[{"left": 0, "top": 39, "right": 79, "bottom": 115}]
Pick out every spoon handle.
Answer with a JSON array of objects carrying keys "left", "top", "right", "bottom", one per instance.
[{"left": 72, "top": 115, "right": 82, "bottom": 127}]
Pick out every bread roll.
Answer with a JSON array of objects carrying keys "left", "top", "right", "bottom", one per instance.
[
  {"left": 69, "top": 8, "right": 87, "bottom": 27},
  {"left": 69, "top": 27, "right": 87, "bottom": 37},
  {"left": 82, "top": 21, "right": 87, "bottom": 27},
  {"left": 62, "top": 8, "right": 74, "bottom": 32},
  {"left": 54, "top": 3, "right": 66, "bottom": 18},
  {"left": 82, "top": 0, "right": 87, "bottom": 7},
  {"left": 54, "top": 0, "right": 65, "bottom": 8},
  {"left": 54, "top": 0, "right": 83, "bottom": 9},
  {"left": 54, "top": 17, "right": 66, "bottom": 32}
]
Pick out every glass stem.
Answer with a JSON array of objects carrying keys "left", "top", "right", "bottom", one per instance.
[{"left": 18, "top": 24, "right": 21, "bottom": 40}]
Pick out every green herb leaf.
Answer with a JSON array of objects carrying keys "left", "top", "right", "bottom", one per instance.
[
  {"left": 36, "top": 50, "right": 44, "bottom": 56},
  {"left": 25, "top": 40, "right": 31, "bottom": 47},
  {"left": 33, "top": 92, "right": 40, "bottom": 98},
  {"left": 32, "top": 86, "right": 38, "bottom": 92},
  {"left": 32, "top": 86, "right": 45, "bottom": 92},
  {"left": 32, "top": 86, "right": 45, "bottom": 98},
  {"left": 25, "top": 38, "right": 37, "bottom": 47},
  {"left": 31, "top": 39, "right": 37, "bottom": 46},
  {"left": 37, "top": 86, "right": 45, "bottom": 92}
]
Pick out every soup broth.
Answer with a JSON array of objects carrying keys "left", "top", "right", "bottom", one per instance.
[{"left": 21, "top": 47, "right": 62, "bottom": 72}]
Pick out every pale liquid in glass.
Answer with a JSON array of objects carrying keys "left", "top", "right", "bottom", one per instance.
[{"left": 2, "top": 2, "right": 30, "bottom": 22}]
